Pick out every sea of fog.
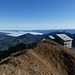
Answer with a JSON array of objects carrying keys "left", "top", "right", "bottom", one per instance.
[
  {"left": 0, "top": 30, "right": 43, "bottom": 37},
  {"left": 0, "top": 29, "right": 75, "bottom": 37}
]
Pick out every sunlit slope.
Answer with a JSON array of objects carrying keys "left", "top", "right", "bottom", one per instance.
[{"left": 0, "top": 40, "right": 75, "bottom": 75}]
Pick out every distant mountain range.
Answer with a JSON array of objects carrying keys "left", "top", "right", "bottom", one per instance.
[
  {"left": 0, "top": 29, "right": 75, "bottom": 35},
  {"left": 0, "top": 29, "right": 75, "bottom": 51},
  {"left": 29, "top": 29, "right": 75, "bottom": 34}
]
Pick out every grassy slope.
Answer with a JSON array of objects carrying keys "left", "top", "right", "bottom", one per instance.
[{"left": 0, "top": 40, "right": 75, "bottom": 75}]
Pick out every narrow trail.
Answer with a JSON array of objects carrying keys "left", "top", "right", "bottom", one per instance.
[{"left": 0, "top": 49, "right": 27, "bottom": 64}]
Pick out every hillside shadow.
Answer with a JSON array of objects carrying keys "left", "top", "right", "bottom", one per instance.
[
  {"left": 61, "top": 51, "right": 75, "bottom": 75},
  {"left": 0, "top": 42, "right": 37, "bottom": 64}
]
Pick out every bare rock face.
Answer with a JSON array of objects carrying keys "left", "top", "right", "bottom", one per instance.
[{"left": 0, "top": 40, "right": 75, "bottom": 75}]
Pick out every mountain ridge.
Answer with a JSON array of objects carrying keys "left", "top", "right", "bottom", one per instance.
[{"left": 0, "top": 40, "right": 75, "bottom": 75}]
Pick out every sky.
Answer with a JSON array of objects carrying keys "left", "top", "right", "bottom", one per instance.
[{"left": 0, "top": 0, "right": 75, "bottom": 30}]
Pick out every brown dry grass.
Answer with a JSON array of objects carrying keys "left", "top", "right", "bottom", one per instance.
[{"left": 0, "top": 40, "right": 75, "bottom": 75}]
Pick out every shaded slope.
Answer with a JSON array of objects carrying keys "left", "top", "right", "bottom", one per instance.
[
  {"left": 0, "top": 40, "right": 75, "bottom": 75},
  {"left": 17, "top": 33, "right": 45, "bottom": 43},
  {"left": 0, "top": 34, "right": 19, "bottom": 51}
]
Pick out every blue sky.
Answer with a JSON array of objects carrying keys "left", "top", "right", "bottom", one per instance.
[{"left": 0, "top": 0, "right": 75, "bottom": 30}]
